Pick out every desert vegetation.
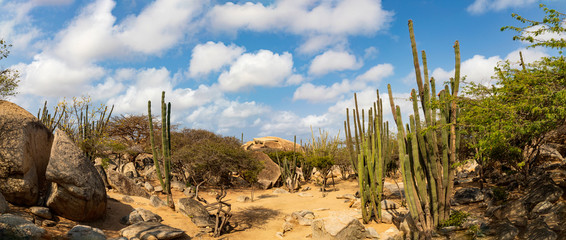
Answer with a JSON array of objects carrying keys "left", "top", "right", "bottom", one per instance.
[{"left": 0, "top": 4, "right": 565, "bottom": 240}]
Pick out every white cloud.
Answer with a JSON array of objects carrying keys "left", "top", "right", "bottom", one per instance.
[
  {"left": 31, "top": 0, "right": 73, "bottom": 6},
  {"left": 356, "top": 63, "right": 394, "bottom": 82},
  {"left": 0, "top": 1, "right": 42, "bottom": 53},
  {"left": 309, "top": 50, "right": 362, "bottom": 75},
  {"left": 218, "top": 50, "right": 294, "bottom": 92},
  {"left": 520, "top": 22, "right": 566, "bottom": 47},
  {"left": 188, "top": 41, "right": 245, "bottom": 77},
  {"left": 187, "top": 99, "right": 268, "bottom": 134},
  {"left": 297, "top": 35, "right": 347, "bottom": 54},
  {"left": 207, "top": 0, "right": 393, "bottom": 36},
  {"left": 467, "top": 0, "right": 537, "bottom": 14},
  {"left": 364, "top": 46, "right": 378, "bottom": 59},
  {"left": 293, "top": 79, "right": 363, "bottom": 103}
]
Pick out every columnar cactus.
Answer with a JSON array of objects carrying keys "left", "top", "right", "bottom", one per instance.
[
  {"left": 148, "top": 91, "right": 174, "bottom": 209},
  {"left": 387, "top": 20, "right": 461, "bottom": 238},
  {"left": 345, "top": 91, "right": 390, "bottom": 223}
]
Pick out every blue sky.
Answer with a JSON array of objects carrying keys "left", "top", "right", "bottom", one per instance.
[{"left": 1, "top": 0, "right": 564, "bottom": 142}]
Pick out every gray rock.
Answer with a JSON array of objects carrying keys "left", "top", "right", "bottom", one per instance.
[
  {"left": 312, "top": 213, "right": 366, "bottom": 240},
  {"left": 120, "top": 221, "right": 185, "bottom": 240},
  {"left": 298, "top": 192, "right": 313, "bottom": 197},
  {"left": 452, "top": 187, "right": 484, "bottom": 205},
  {"left": 273, "top": 188, "right": 289, "bottom": 194},
  {"left": 122, "top": 196, "right": 135, "bottom": 203},
  {"left": 542, "top": 202, "right": 566, "bottom": 232},
  {"left": 67, "top": 225, "right": 106, "bottom": 240},
  {"left": 292, "top": 210, "right": 315, "bottom": 226},
  {"left": 154, "top": 185, "right": 163, "bottom": 193},
  {"left": 381, "top": 210, "right": 394, "bottom": 224},
  {"left": 94, "top": 165, "right": 110, "bottom": 189},
  {"left": 0, "top": 101, "right": 53, "bottom": 206},
  {"left": 380, "top": 226, "right": 403, "bottom": 240},
  {"left": 254, "top": 152, "right": 281, "bottom": 189},
  {"left": 381, "top": 199, "right": 399, "bottom": 210},
  {"left": 0, "top": 213, "right": 47, "bottom": 239},
  {"left": 523, "top": 177, "right": 563, "bottom": 209},
  {"left": 525, "top": 220, "right": 557, "bottom": 240},
  {"left": 336, "top": 194, "right": 355, "bottom": 200},
  {"left": 282, "top": 221, "right": 293, "bottom": 233},
  {"left": 46, "top": 129, "right": 107, "bottom": 221},
  {"left": 483, "top": 220, "right": 519, "bottom": 240},
  {"left": 236, "top": 195, "right": 251, "bottom": 203},
  {"left": 144, "top": 182, "right": 154, "bottom": 192},
  {"left": 176, "top": 198, "right": 215, "bottom": 228},
  {"left": 106, "top": 169, "right": 151, "bottom": 198},
  {"left": 120, "top": 162, "right": 138, "bottom": 178},
  {"left": 0, "top": 192, "right": 9, "bottom": 213},
  {"left": 30, "top": 206, "right": 52, "bottom": 219},
  {"left": 120, "top": 208, "right": 163, "bottom": 225},
  {"left": 170, "top": 181, "right": 185, "bottom": 191},
  {"left": 365, "top": 227, "right": 379, "bottom": 239},
  {"left": 150, "top": 196, "right": 166, "bottom": 207}
]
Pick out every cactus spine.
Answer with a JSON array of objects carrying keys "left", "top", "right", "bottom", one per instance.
[
  {"left": 345, "top": 91, "right": 389, "bottom": 223},
  {"left": 148, "top": 91, "right": 175, "bottom": 209},
  {"left": 386, "top": 20, "right": 460, "bottom": 238}
]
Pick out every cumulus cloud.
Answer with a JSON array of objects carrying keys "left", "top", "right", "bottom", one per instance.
[
  {"left": 309, "top": 50, "right": 362, "bottom": 75},
  {"left": 188, "top": 41, "right": 245, "bottom": 77},
  {"left": 297, "top": 35, "right": 347, "bottom": 54},
  {"left": 218, "top": 50, "right": 294, "bottom": 92},
  {"left": 207, "top": 0, "right": 393, "bottom": 36},
  {"left": 0, "top": 1, "right": 42, "bottom": 53},
  {"left": 187, "top": 99, "right": 269, "bottom": 134},
  {"left": 293, "top": 79, "right": 364, "bottom": 103},
  {"left": 467, "top": 0, "right": 537, "bottom": 14},
  {"left": 356, "top": 63, "right": 394, "bottom": 82}
]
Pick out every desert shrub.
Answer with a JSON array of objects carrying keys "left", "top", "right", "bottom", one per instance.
[
  {"left": 171, "top": 129, "right": 262, "bottom": 187},
  {"left": 492, "top": 186, "right": 508, "bottom": 202},
  {"left": 439, "top": 210, "right": 470, "bottom": 228}
]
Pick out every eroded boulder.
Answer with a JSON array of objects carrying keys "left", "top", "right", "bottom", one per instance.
[
  {"left": 242, "top": 136, "right": 303, "bottom": 152},
  {"left": 253, "top": 152, "right": 281, "bottom": 190},
  {"left": 106, "top": 169, "right": 150, "bottom": 198},
  {"left": 312, "top": 213, "right": 366, "bottom": 240},
  {"left": 0, "top": 100, "right": 53, "bottom": 206},
  {"left": 45, "top": 129, "right": 107, "bottom": 221},
  {"left": 120, "top": 221, "right": 185, "bottom": 240},
  {"left": 0, "top": 213, "right": 47, "bottom": 239},
  {"left": 176, "top": 198, "right": 215, "bottom": 228}
]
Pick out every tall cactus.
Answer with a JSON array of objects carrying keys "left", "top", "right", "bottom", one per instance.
[
  {"left": 345, "top": 91, "right": 390, "bottom": 223},
  {"left": 386, "top": 20, "right": 461, "bottom": 238},
  {"left": 148, "top": 91, "right": 175, "bottom": 209},
  {"left": 37, "top": 101, "right": 65, "bottom": 132}
]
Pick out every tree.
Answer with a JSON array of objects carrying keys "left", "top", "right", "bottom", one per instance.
[
  {"left": 0, "top": 39, "right": 19, "bottom": 99},
  {"left": 501, "top": 4, "right": 565, "bottom": 52}
]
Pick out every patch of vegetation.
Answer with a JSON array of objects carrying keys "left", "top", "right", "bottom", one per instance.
[
  {"left": 492, "top": 186, "right": 508, "bottom": 202},
  {"left": 439, "top": 210, "right": 470, "bottom": 228}
]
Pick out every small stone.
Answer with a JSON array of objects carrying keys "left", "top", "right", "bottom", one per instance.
[
  {"left": 122, "top": 196, "right": 135, "bottom": 203},
  {"left": 67, "top": 225, "right": 106, "bottom": 240},
  {"left": 144, "top": 182, "right": 154, "bottom": 192},
  {"left": 154, "top": 186, "right": 163, "bottom": 192},
  {"left": 273, "top": 188, "right": 289, "bottom": 194},
  {"left": 150, "top": 196, "right": 166, "bottom": 207},
  {"left": 42, "top": 220, "right": 56, "bottom": 227},
  {"left": 275, "top": 232, "right": 284, "bottom": 239},
  {"left": 237, "top": 196, "right": 251, "bottom": 203},
  {"left": 302, "top": 187, "right": 311, "bottom": 191},
  {"left": 282, "top": 221, "right": 294, "bottom": 233},
  {"left": 336, "top": 194, "right": 355, "bottom": 200},
  {"left": 314, "top": 208, "right": 329, "bottom": 211},
  {"left": 298, "top": 192, "right": 313, "bottom": 197},
  {"left": 365, "top": 227, "right": 379, "bottom": 239},
  {"left": 381, "top": 199, "right": 399, "bottom": 210},
  {"left": 30, "top": 206, "right": 52, "bottom": 219}
]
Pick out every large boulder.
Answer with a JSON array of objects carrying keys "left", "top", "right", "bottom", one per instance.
[
  {"left": 312, "top": 213, "right": 366, "bottom": 240},
  {"left": 0, "top": 100, "right": 53, "bottom": 206},
  {"left": 253, "top": 152, "right": 281, "bottom": 189},
  {"left": 0, "top": 213, "right": 47, "bottom": 239},
  {"left": 106, "top": 169, "right": 151, "bottom": 198},
  {"left": 46, "top": 129, "right": 107, "bottom": 221},
  {"left": 120, "top": 221, "right": 185, "bottom": 240},
  {"left": 176, "top": 198, "right": 215, "bottom": 228},
  {"left": 242, "top": 136, "right": 303, "bottom": 152}
]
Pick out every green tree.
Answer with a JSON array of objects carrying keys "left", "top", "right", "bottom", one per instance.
[
  {"left": 501, "top": 4, "right": 565, "bottom": 52},
  {"left": 0, "top": 39, "right": 19, "bottom": 99}
]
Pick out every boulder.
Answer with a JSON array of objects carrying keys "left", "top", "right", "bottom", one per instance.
[
  {"left": 120, "top": 221, "right": 185, "bottom": 240},
  {"left": 379, "top": 226, "right": 403, "bottom": 240},
  {"left": 120, "top": 208, "right": 163, "bottom": 225},
  {"left": 176, "top": 198, "right": 215, "bottom": 228},
  {"left": 106, "top": 169, "right": 151, "bottom": 198},
  {"left": 170, "top": 181, "right": 185, "bottom": 191},
  {"left": 291, "top": 210, "right": 315, "bottom": 226},
  {"left": 525, "top": 220, "right": 558, "bottom": 240},
  {"left": 144, "top": 182, "right": 154, "bottom": 192},
  {"left": 484, "top": 220, "right": 519, "bottom": 240},
  {"left": 273, "top": 188, "right": 289, "bottom": 194},
  {"left": 150, "top": 196, "right": 166, "bottom": 207},
  {"left": 30, "top": 206, "right": 52, "bottom": 219},
  {"left": 0, "top": 100, "right": 53, "bottom": 206},
  {"left": 0, "top": 213, "right": 47, "bottom": 239},
  {"left": 67, "top": 225, "right": 106, "bottom": 240},
  {"left": 120, "top": 162, "right": 138, "bottom": 178},
  {"left": 312, "top": 213, "right": 366, "bottom": 240},
  {"left": 0, "top": 192, "right": 8, "bottom": 213},
  {"left": 541, "top": 202, "right": 566, "bottom": 232},
  {"left": 94, "top": 165, "right": 110, "bottom": 189},
  {"left": 242, "top": 136, "right": 303, "bottom": 152},
  {"left": 253, "top": 152, "right": 281, "bottom": 189},
  {"left": 523, "top": 177, "right": 563, "bottom": 209},
  {"left": 452, "top": 187, "right": 484, "bottom": 205},
  {"left": 45, "top": 129, "right": 107, "bottom": 221}
]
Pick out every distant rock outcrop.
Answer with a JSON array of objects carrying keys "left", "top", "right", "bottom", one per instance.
[
  {"left": 242, "top": 136, "right": 303, "bottom": 152},
  {"left": 46, "top": 129, "right": 107, "bottom": 221},
  {"left": 0, "top": 100, "right": 53, "bottom": 206}
]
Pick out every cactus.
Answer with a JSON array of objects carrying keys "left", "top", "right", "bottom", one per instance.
[
  {"left": 345, "top": 91, "right": 390, "bottom": 223},
  {"left": 386, "top": 20, "right": 461, "bottom": 238},
  {"left": 37, "top": 101, "right": 65, "bottom": 132},
  {"left": 148, "top": 91, "right": 175, "bottom": 209}
]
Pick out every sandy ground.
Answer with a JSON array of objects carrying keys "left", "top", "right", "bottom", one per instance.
[{"left": 32, "top": 177, "right": 398, "bottom": 239}]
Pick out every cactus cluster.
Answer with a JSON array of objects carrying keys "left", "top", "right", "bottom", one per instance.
[
  {"left": 275, "top": 136, "right": 301, "bottom": 192},
  {"left": 37, "top": 101, "right": 65, "bottom": 132},
  {"left": 344, "top": 91, "right": 391, "bottom": 223},
  {"left": 387, "top": 20, "right": 461, "bottom": 238},
  {"left": 148, "top": 91, "right": 174, "bottom": 209}
]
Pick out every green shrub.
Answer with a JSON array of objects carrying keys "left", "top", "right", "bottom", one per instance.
[
  {"left": 492, "top": 186, "right": 508, "bottom": 202},
  {"left": 439, "top": 210, "right": 469, "bottom": 228}
]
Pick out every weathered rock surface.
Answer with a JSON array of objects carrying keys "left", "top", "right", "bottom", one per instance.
[
  {"left": 94, "top": 165, "right": 110, "bottom": 189},
  {"left": 120, "top": 208, "right": 163, "bottom": 225},
  {"left": 312, "top": 213, "right": 366, "bottom": 240},
  {"left": 242, "top": 136, "right": 303, "bottom": 152},
  {"left": 253, "top": 152, "right": 281, "bottom": 189},
  {"left": 45, "top": 129, "right": 107, "bottom": 221},
  {"left": 0, "top": 213, "right": 47, "bottom": 239},
  {"left": 0, "top": 192, "right": 9, "bottom": 213},
  {"left": 106, "top": 169, "right": 151, "bottom": 198},
  {"left": 67, "top": 225, "right": 106, "bottom": 240},
  {"left": 176, "top": 198, "right": 215, "bottom": 228},
  {"left": 30, "top": 206, "right": 52, "bottom": 219},
  {"left": 150, "top": 196, "right": 166, "bottom": 207},
  {"left": 119, "top": 162, "right": 138, "bottom": 178},
  {"left": 452, "top": 187, "right": 484, "bottom": 205},
  {"left": 0, "top": 100, "right": 53, "bottom": 206},
  {"left": 120, "top": 221, "right": 185, "bottom": 240},
  {"left": 291, "top": 210, "right": 315, "bottom": 226}
]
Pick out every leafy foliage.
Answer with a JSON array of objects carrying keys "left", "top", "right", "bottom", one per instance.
[
  {"left": 0, "top": 39, "right": 19, "bottom": 99},
  {"left": 305, "top": 128, "right": 340, "bottom": 189},
  {"left": 171, "top": 129, "right": 261, "bottom": 187},
  {"left": 501, "top": 4, "right": 566, "bottom": 52},
  {"left": 439, "top": 210, "right": 469, "bottom": 228}
]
